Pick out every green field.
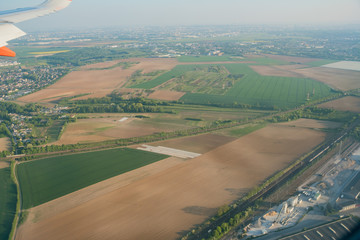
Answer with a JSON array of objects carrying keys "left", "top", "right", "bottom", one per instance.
[
  {"left": 180, "top": 64, "right": 333, "bottom": 108},
  {"left": 224, "top": 123, "right": 267, "bottom": 137},
  {"left": 46, "top": 120, "right": 66, "bottom": 142},
  {"left": 304, "top": 59, "right": 338, "bottom": 67},
  {"left": 0, "top": 167, "right": 17, "bottom": 240},
  {"left": 131, "top": 65, "right": 198, "bottom": 89},
  {"left": 130, "top": 61, "right": 332, "bottom": 108},
  {"left": 158, "top": 65, "right": 239, "bottom": 95},
  {"left": 17, "top": 148, "right": 168, "bottom": 209}
]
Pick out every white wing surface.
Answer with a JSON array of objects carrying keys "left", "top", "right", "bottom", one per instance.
[{"left": 0, "top": 0, "right": 72, "bottom": 57}]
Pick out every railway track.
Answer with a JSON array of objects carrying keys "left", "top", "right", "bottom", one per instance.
[{"left": 186, "top": 119, "right": 360, "bottom": 240}]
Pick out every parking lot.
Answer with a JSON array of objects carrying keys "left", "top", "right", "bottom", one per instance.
[{"left": 280, "top": 217, "right": 359, "bottom": 240}]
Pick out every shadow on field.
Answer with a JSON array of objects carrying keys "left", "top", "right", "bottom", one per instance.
[
  {"left": 182, "top": 206, "right": 216, "bottom": 216},
  {"left": 225, "top": 188, "right": 248, "bottom": 197}
]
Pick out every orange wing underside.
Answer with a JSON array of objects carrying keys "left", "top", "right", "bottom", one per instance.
[{"left": 0, "top": 46, "right": 16, "bottom": 57}]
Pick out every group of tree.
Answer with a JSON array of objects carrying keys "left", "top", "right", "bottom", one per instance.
[
  {"left": 0, "top": 123, "right": 11, "bottom": 138},
  {"left": 64, "top": 95, "right": 173, "bottom": 114},
  {"left": 0, "top": 102, "right": 42, "bottom": 117},
  {"left": 270, "top": 106, "right": 357, "bottom": 123},
  {"left": 43, "top": 47, "right": 147, "bottom": 67}
]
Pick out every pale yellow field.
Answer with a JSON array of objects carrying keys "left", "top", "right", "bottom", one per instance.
[
  {"left": 0, "top": 137, "right": 11, "bottom": 152},
  {"left": 54, "top": 113, "right": 193, "bottom": 145}
]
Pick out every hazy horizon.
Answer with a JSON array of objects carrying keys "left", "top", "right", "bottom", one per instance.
[{"left": 2, "top": 0, "right": 360, "bottom": 31}]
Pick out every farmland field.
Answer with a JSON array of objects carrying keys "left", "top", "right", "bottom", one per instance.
[
  {"left": 17, "top": 148, "right": 168, "bottom": 209},
  {"left": 147, "top": 133, "right": 236, "bottom": 153},
  {"left": 177, "top": 55, "right": 240, "bottom": 62},
  {"left": 180, "top": 64, "right": 332, "bottom": 108},
  {"left": 131, "top": 63, "right": 332, "bottom": 108},
  {"left": 323, "top": 61, "right": 360, "bottom": 71},
  {"left": 318, "top": 96, "right": 360, "bottom": 113},
  {"left": 131, "top": 65, "right": 197, "bottom": 89},
  {"left": 294, "top": 67, "right": 360, "bottom": 91},
  {"left": 16, "top": 124, "right": 326, "bottom": 240},
  {"left": 0, "top": 137, "right": 11, "bottom": 151},
  {"left": 157, "top": 65, "right": 240, "bottom": 95},
  {"left": 177, "top": 55, "right": 288, "bottom": 65},
  {"left": 0, "top": 167, "right": 17, "bottom": 240},
  {"left": 46, "top": 120, "right": 66, "bottom": 142},
  {"left": 18, "top": 58, "right": 178, "bottom": 103},
  {"left": 54, "top": 107, "right": 268, "bottom": 145},
  {"left": 278, "top": 118, "right": 342, "bottom": 129},
  {"left": 216, "top": 123, "right": 267, "bottom": 137},
  {"left": 54, "top": 113, "right": 200, "bottom": 145}
]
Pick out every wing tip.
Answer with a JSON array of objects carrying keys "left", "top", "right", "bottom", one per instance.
[{"left": 0, "top": 46, "right": 16, "bottom": 57}]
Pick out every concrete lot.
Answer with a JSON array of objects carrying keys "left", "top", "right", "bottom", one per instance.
[{"left": 280, "top": 217, "right": 358, "bottom": 240}]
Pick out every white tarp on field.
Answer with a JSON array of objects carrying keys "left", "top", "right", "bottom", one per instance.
[
  {"left": 323, "top": 61, "right": 360, "bottom": 72},
  {"left": 137, "top": 145, "right": 201, "bottom": 159}
]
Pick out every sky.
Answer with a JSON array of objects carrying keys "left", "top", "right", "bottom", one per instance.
[{"left": 1, "top": 0, "right": 360, "bottom": 31}]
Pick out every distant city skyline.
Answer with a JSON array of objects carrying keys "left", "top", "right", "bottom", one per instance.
[{"left": 2, "top": 0, "right": 360, "bottom": 31}]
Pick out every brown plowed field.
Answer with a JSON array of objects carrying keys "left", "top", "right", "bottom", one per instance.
[
  {"left": 17, "top": 125, "right": 325, "bottom": 240},
  {"left": 319, "top": 96, "right": 360, "bottom": 113},
  {"left": 147, "top": 133, "right": 237, "bottom": 154},
  {"left": 293, "top": 67, "right": 360, "bottom": 91},
  {"left": 250, "top": 65, "right": 306, "bottom": 78},
  {"left": 18, "top": 58, "right": 178, "bottom": 103},
  {"left": 279, "top": 118, "right": 342, "bottom": 129},
  {"left": 0, "top": 137, "right": 11, "bottom": 152},
  {"left": 19, "top": 157, "right": 184, "bottom": 226},
  {"left": 148, "top": 90, "right": 186, "bottom": 101}
]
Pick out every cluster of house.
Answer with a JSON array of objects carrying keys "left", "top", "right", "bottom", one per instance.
[{"left": 0, "top": 65, "right": 68, "bottom": 101}]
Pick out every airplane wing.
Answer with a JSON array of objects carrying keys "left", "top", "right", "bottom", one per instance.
[{"left": 0, "top": 0, "right": 72, "bottom": 57}]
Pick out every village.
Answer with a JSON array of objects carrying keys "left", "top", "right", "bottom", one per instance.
[{"left": 0, "top": 62, "right": 68, "bottom": 101}]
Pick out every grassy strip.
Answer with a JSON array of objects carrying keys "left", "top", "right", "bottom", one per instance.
[
  {"left": 8, "top": 161, "right": 20, "bottom": 240},
  {"left": 227, "top": 124, "right": 267, "bottom": 137},
  {"left": 131, "top": 65, "right": 197, "bottom": 89}
]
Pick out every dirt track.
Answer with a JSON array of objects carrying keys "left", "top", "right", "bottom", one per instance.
[{"left": 17, "top": 125, "right": 325, "bottom": 240}]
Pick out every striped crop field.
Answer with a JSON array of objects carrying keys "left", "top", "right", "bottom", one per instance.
[
  {"left": 181, "top": 64, "right": 333, "bottom": 108},
  {"left": 17, "top": 148, "right": 168, "bottom": 209}
]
